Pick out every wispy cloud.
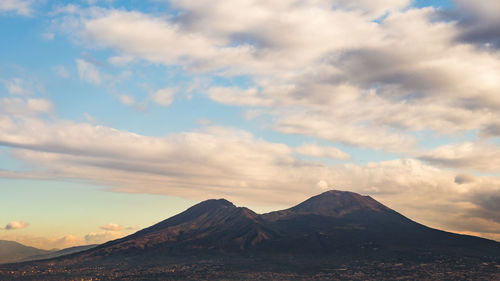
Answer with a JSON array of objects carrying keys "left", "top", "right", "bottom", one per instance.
[
  {"left": 76, "top": 59, "right": 101, "bottom": 85},
  {"left": 0, "top": 0, "right": 33, "bottom": 16}
]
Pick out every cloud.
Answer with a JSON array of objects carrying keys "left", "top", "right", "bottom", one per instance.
[
  {"left": 5, "top": 221, "right": 28, "bottom": 230},
  {"left": 207, "top": 87, "right": 273, "bottom": 107},
  {"left": 85, "top": 231, "right": 126, "bottom": 244},
  {"left": 70, "top": 3, "right": 500, "bottom": 154},
  {"left": 99, "top": 223, "right": 122, "bottom": 231},
  {"left": 0, "top": 234, "right": 85, "bottom": 250},
  {"left": 119, "top": 95, "right": 135, "bottom": 106},
  {"left": 1, "top": 111, "right": 500, "bottom": 240},
  {"left": 53, "top": 65, "right": 70, "bottom": 78},
  {"left": 451, "top": 0, "right": 500, "bottom": 49},
  {"left": 0, "top": 97, "right": 54, "bottom": 117},
  {"left": 151, "top": 88, "right": 175, "bottom": 106},
  {"left": 76, "top": 59, "right": 101, "bottom": 85},
  {"left": 100, "top": 223, "right": 138, "bottom": 232},
  {"left": 419, "top": 142, "right": 500, "bottom": 172},
  {"left": 294, "top": 144, "right": 350, "bottom": 160},
  {"left": 5, "top": 78, "right": 31, "bottom": 95},
  {"left": 454, "top": 174, "right": 476, "bottom": 185},
  {"left": 0, "top": 0, "right": 33, "bottom": 16}
]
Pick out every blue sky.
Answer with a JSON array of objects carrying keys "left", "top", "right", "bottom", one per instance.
[{"left": 1, "top": 0, "right": 500, "bottom": 249}]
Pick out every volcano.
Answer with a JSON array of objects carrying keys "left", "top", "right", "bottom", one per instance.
[
  {"left": 2, "top": 190, "right": 499, "bottom": 280},
  {"left": 49, "top": 190, "right": 500, "bottom": 260}
]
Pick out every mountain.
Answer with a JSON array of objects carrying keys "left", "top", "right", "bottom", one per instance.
[
  {"left": 2, "top": 190, "right": 499, "bottom": 280},
  {"left": 73, "top": 190, "right": 497, "bottom": 259},
  {"left": 23, "top": 244, "right": 98, "bottom": 261},
  {"left": 0, "top": 240, "right": 97, "bottom": 264},
  {"left": 0, "top": 240, "right": 52, "bottom": 264}
]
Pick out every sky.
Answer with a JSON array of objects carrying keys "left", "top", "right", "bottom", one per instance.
[{"left": 1, "top": 0, "right": 500, "bottom": 250}]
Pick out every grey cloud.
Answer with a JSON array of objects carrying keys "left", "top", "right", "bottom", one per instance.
[
  {"left": 454, "top": 173, "right": 476, "bottom": 184},
  {"left": 442, "top": 0, "right": 500, "bottom": 49},
  {"left": 480, "top": 122, "right": 500, "bottom": 138}
]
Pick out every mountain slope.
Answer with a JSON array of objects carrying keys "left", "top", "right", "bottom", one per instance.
[
  {"left": 87, "top": 199, "right": 274, "bottom": 257},
  {"left": 0, "top": 240, "right": 52, "bottom": 264}
]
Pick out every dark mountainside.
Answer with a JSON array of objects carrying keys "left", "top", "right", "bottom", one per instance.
[{"left": 2, "top": 190, "right": 500, "bottom": 280}]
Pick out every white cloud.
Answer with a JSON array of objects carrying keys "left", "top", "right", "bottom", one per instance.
[
  {"left": 100, "top": 223, "right": 124, "bottom": 231},
  {"left": 85, "top": 231, "right": 126, "bottom": 244},
  {"left": 100, "top": 223, "right": 137, "bottom": 232},
  {"left": 76, "top": 59, "right": 101, "bottom": 85},
  {"left": 151, "top": 88, "right": 175, "bottom": 106},
  {"left": 0, "top": 0, "right": 33, "bottom": 16},
  {"left": 207, "top": 87, "right": 273, "bottom": 107},
  {"left": 0, "top": 97, "right": 53, "bottom": 117},
  {"left": 5, "top": 221, "right": 29, "bottom": 230},
  {"left": 295, "top": 144, "right": 350, "bottom": 160},
  {"left": 119, "top": 95, "right": 135, "bottom": 106},
  {"left": 69, "top": 3, "right": 500, "bottom": 153}
]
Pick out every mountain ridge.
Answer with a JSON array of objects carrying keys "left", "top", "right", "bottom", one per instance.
[{"left": 47, "top": 189, "right": 500, "bottom": 261}]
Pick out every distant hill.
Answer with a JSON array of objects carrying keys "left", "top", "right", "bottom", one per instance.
[
  {"left": 0, "top": 240, "right": 97, "bottom": 264},
  {"left": 0, "top": 240, "right": 52, "bottom": 264},
  {"left": 24, "top": 244, "right": 97, "bottom": 262},
  {"left": 1, "top": 190, "right": 499, "bottom": 280}
]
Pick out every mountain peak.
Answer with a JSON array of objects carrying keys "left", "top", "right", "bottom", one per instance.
[
  {"left": 263, "top": 189, "right": 390, "bottom": 219},
  {"left": 290, "top": 189, "right": 389, "bottom": 216},
  {"left": 195, "top": 198, "right": 235, "bottom": 209}
]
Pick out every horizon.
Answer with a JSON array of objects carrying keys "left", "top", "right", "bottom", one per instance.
[{"left": 1, "top": 0, "right": 500, "bottom": 250}]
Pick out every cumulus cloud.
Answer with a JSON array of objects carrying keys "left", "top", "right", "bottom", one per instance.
[
  {"left": 151, "top": 88, "right": 175, "bottom": 106},
  {"left": 85, "top": 231, "right": 127, "bottom": 244},
  {"left": 69, "top": 2, "right": 500, "bottom": 153},
  {"left": 76, "top": 59, "right": 101, "bottom": 85},
  {"left": 100, "top": 223, "right": 124, "bottom": 231},
  {"left": 5, "top": 221, "right": 29, "bottom": 230},
  {"left": 451, "top": 0, "right": 500, "bottom": 49},
  {"left": 0, "top": 0, "right": 33, "bottom": 16}
]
